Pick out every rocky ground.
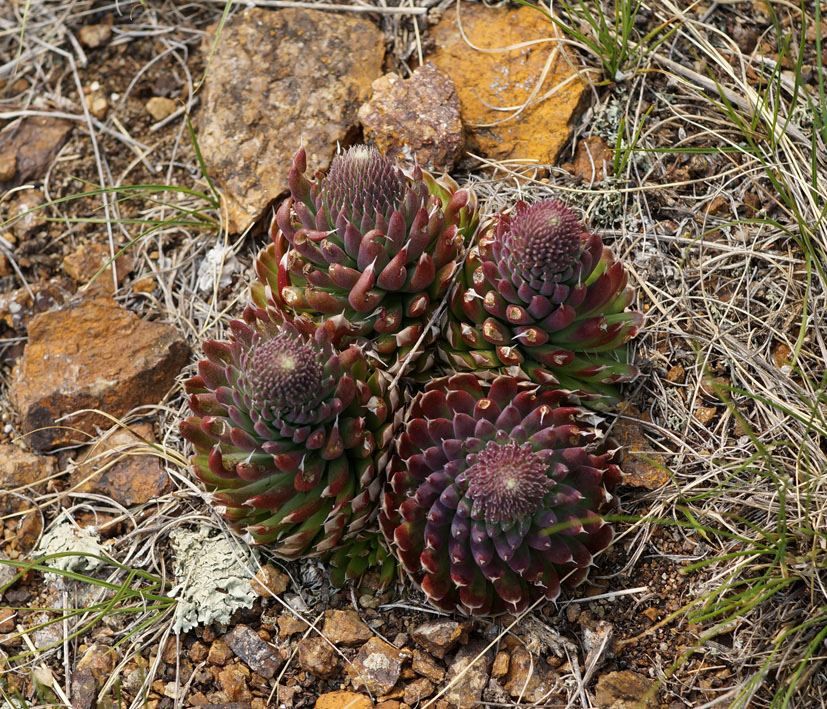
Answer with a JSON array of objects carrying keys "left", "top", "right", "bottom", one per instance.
[{"left": 1, "top": 0, "right": 826, "bottom": 708}]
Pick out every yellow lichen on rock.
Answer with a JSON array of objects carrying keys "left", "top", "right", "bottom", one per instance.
[{"left": 429, "top": 4, "right": 588, "bottom": 165}]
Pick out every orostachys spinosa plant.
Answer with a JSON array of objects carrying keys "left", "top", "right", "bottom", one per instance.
[
  {"left": 380, "top": 374, "right": 621, "bottom": 615},
  {"left": 441, "top": 198, "right": 642, "bottom": 407},
  {"left": 251, "top": 145, "right": 480, "bottom": 375},
  {"left": 181, "top": 143, "right": 641, "bottom": 612},
  {"left": 179, "top": 309, "right": 395, "bottom": 558}
]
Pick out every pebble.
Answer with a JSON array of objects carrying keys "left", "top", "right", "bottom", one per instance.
[
  {"left": 491, "top": 650, "right": 509, "bottom": 678},
  {"left": 68, "top": 423, "right": 170, "bottom": 507},
  {"left": 411, "top": 649, "right": 445, "bottom": 684},
  {"left": 145, "top": 96, "right": 177, "bottom": 122},
  {"left": 315, "top": 691, "right": 372, "bottom": 709},
  {"left": 595, "top": 670, "right": 658, "bottom": 708},
  {"left": 411, "top": 619, "right": 467, "bottom": 659},
  {"left": 250, "top": 563, "right": 289, "bottom": 597},
  {"left": 277, "top": 613, "right": 309, "bottom": 637},
  {"left": 322, "top": 609, "right": 373, "bottom": 646},
  {"left": 217, "top": 663, "right": 252, "bottom": 704},
  {"left": 358, "top": 62, "right": 464, "bottom": 173},
  {"left": 0, "top": 608, "right": 15, "bottom": 633},
  {"left": 206, "top": 638, "right": 234, "bottom": 666},
  {"left": 0, "top": 116, "right": 73, "bottom": 188},
  {"left": 0, "top": 444, "right": 56, "bottom": 516},
  {"left": 7, "top": 189, "right": 46, "bottom": 241},
  {"left": 402, "top": 677, "right": 434, "bottom": 705},
  {"left": 297, "top": 636, "right": 339, "bottom": 678},
  {"left": 223, "top": 624, "right": 282, "bottom": 679},
  {"left": 347, "top": 637, "right": 406, "bottom": 696},
  {"left": 78, "top": 24, "right": 112, "bottom": 49},
  {"left": 442, "top": 641, "right": 493, "bottom": 708},
  {"left": 63, "top": 243, "right": 134, "bottom": 291},
  {"left": 504, "top": 647, "right": 542, "bottom": 698}
]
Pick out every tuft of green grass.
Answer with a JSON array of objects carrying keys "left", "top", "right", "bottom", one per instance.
[{"left": 514, "top": 0, "right": 680, "bottom": 82}]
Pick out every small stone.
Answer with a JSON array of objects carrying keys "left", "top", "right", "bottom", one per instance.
[
  {"left": 198, "top": 8, "right": 384, "bottom": 233},
  {"left": 411, "top": 619, "right": 467, "bottom": 659},
  {"left": 666, "top": 364, "right": 686, "bottom": 384},
  {"left": 772, "top": 342, "right": 792, "bottom": 369},
  {"left": 0, "top": 444, "right": 56, "bottom": 515},
  {"left": 68, "top": 423, "right": 170, "bottom": 507},
  {"left": 358, "top": 62, "right": 463, "bottom": 173},
  {"left": 402, "top": 677, "right": 434, "bottom": 705},
  {"left": 375, "top": 702, "right": 400, "bottom": 709},
  {"left": 347, "top": 637, "right": 405, "bottom": 696},
  {"left": 8, "top": 189, "right": 46, "bottom": 241},
  {"left": 315, "top": 692, "right": 372, "bottom": 709},
  {"left": 412, "top": 649, "right": 445, "bottom": 684},
  {"left": 694, "top": 406, "right": 717, "bottom": 426},
  {"left": 0, "top": 278, "right": 72, "bottom": 333},
  {"left": 75, "top": 643, "right": 115, "bottom": 683},
  {"left": 89, "top": 94, "right": 108, "bottom": 120},
  {"left": 699, "top": 376, "right": 730, "bottom": 401},
  {"left": 642, "top": 607, "right": 659, "bottom": 623},
  {"left": 224, "top": 624, "right": 282, "bottom": 679},
  {"left": 595, "top": 670, "right": 658, "bottom": 708},
  {"left": 297, "top": 637, "right": 338, "bottom": 678},
  {"left": 0, "top": 152, "right": 16, "bottom": 182},
  {"left": 217, "top": 664, "right": 252, "bottom": 704},
  {"left": 706, "top": 195, "right": 730, "bottom": 217},
  {"left": 207, "top": 639, "right": 234, "bottom": 666},
  {"left": 145, "top": 97, "right": 177, "bottom": 122},
  {"left": 0, "top": 252, "right": 10, "bottom": 277},
  {"left": 322, "top": 609, "right": 373, "bottom": 646},
  {"left": 0, "top": 553, "right": 17, "bottom": 597},
  {"left": 32, "top": 612, "right": 62, "bottom": 650},
  {"left": 0, "top": 608, "right": 15, "bottom": 633},
  {"left": 190, "top": 640, "right": 208, "bottom": 662},
  {"left": 277, "top": 613, "right": 308, "bottom": 637},
  {"left": 429, "top": 5, "right": 586, "bottom": 165},
  {"left": 132, "top": 276, "right": 156, "bottom": 293},
  {"left": 250, "top": 563, "right": 289, "bottom": 597},
  {"left": 504, "top": 648, "right": 541, "bottom": 698},
  {"left": 563, "top": 136, "right": 614, "bottom": 182},
  {"left": 162, "top": 637, "right": 178, "bottom": 664},
  {"left": 63, "top": 244, "right": 135, "bottom": 292},
  {"left": 78, "top": 24, "right": 112, "bottom": 49},
  {"left": 10, "top": 295, "right": 190, "bottom": 450},
  {"left": 0, "top": 116, "right": 73, "bottom": 189},
  {"left": 442, "top": 642, "right": 493, "bottom": 708},
  {"left": 491, "top": 650, "right": 509, "bottom": 678},
  {"left": 612, "top": 404, "right": 669, "bottom": 490}
]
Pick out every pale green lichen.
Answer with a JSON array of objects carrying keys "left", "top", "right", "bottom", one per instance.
[
  {"left": 168, "top": 525, "right": 259, "bottom": 634},
  {"left": 35, "top": 518, "right": 108, "bottom": 579}
]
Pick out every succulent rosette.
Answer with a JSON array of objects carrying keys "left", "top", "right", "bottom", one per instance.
[
  {"left": 252, "top": 145, "right": 479, "bottom": 375},
  {"left": 180, "top": 312, "right": 394, "bottom": 557},
  {"left": 441, "top": 199, "right": 642, "bottom": 405},
  {"left": 380, "top": 374, "right": 621, "bottom": 615},
  {"left": 328, "top": 531, "right": 397, "bottom": 590}
]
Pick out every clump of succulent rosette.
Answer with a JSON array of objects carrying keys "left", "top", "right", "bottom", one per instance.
[
  {"left": 441, "top": 199, "right": 642, "bottom": 406},
  {"left": 328, "top": 531, "right": 397, "bottom": 590},
  {"left": 380, "top": 374, "right": 620, "bottom": 615},
  {"left": 252, "top": 145, "right": 479, "bottom": 375},
  {"left": 180, "top": 311, "right": 394, "bottom": 557}
]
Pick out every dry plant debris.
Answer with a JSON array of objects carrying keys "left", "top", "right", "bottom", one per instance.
[{"left": 0, "top": 0, "right": 826, "bottom": 708}]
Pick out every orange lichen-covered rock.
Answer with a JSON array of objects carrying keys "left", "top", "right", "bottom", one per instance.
[
  {"left": 11, "top": 296, "right": 189, "bottom": 450},
  {"left": 429, "top": 4, "right": 588, "bottom": 165}
]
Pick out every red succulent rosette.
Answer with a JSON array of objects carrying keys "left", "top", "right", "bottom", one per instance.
[{"left": 380, "top": 373, "right": 621, "bottom": 615}]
